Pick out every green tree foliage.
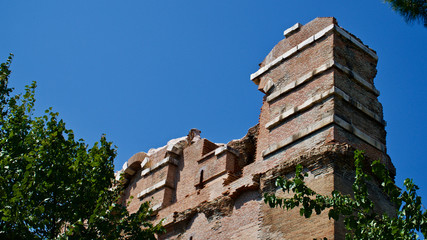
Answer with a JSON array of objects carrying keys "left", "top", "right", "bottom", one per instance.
[
  {"left": 0, "top": 54, "right": 165, "bottom": 239},
  {"left": 384, "top": 0, "right": 427, "bottom": 27},
  {"left": 264, "top": 150, "right": 427, "bottom": 239}
]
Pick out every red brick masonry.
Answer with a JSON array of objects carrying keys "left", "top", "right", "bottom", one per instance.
[{"left": 116, "top": 17, "right": 395, "bottom": 240}]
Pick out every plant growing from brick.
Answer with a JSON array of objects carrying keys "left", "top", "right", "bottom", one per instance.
[
  {"left": 264, "top": 150, "right": 427, "bottom": 239},
  {"left": 0, "top": 55, "right": 164, "bottom": 239}
]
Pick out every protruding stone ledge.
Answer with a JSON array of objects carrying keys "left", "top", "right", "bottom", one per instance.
[
  {"left": 141, "top": 156, "right": 179, "bottom": 177},
  {"left": 263, "top": 78, "right": 275, "bottom": 93},
  {"left": 214, "top": 145, "right": 240, "bottom": 157},
  {"left": 260, "top": 143, "right": 355, "bottom": 192},
  {"left": 151, "top": 203, "right": 163, "bottom": 212},
  {"left": 334, "top": 87, "right": 386, "bottom": 125},
  {"left": 198, "top": 145, "right": 240, "bottom": 163},
  {"left": 266, "top": 88, "right": 334, "bottom": 130},
  {"left": 334, "top": 26, "right": 378, "bottom": 60},
  {"left": 334, "top": 62, "right": 380, "bottom": 96},
  {"left": 197, "top": 151, "right": 215, "bottom": 163},
  {"left": 266, "top": 60, "right": 379, "bottom": 104},
  {"left": 250, "top": 24, "right": 334, "bottom": 81},
  {"left": 334, "top": 115, "right": 385, "bottom": 152},
  {"left": 250, "top": 24, "right": 378, "bottom": 82},
  {"left": 167, "top": 143, "right": 183, "bottom": 156},
  {"left": 262, "top": 114, "right": 385, "bottom": 157},
  {"left": 117, "top": 152, "right": 149, "bottom": 182},
  {"left": 141, "top": 157, "right": 149, "bottom": 169},
  {"left": 265, "top": 86, "right": 385, "bottom": 130},
  {"left": 266, "top": 59, "right": 334, "bottom": 102},
  {"left": 262, "top": 115, "right": 335, "bottom": 157},
  {"left": 137, "top": 179, "right": 169, "bottom": 199},
  {"left": 283, "top": 23, "right": 301, "bottom": 37}
]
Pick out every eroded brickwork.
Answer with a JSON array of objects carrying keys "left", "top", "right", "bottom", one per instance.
[{"left": 116, "top": 17, "right": 395, "bottom": 239}]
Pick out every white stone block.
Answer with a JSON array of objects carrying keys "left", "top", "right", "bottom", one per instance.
[
  {"left": 151, "top": 203, "right": 163, "bottom": 212},
  {"left": 314, "top": 24, "right": 334, "bottom": 40},
  {"left": 250, "top": 72, "right": 258, "bottom": 81},
  {"left": 263, "top": 79, "right": 274, "bottom": 93},
  {"left": 137, "top": 179, "right": 167, "bottom": 199},
  {"left": 297, "top": 36, "right": 315, "bottom": 51},
  {"left": 334, "top": 25, "right": 352, "bottom": 41},
  {"left": 333, "top": 116, "right": 385, "bottom": 152},
  {"left": 141, "top": 157, "right": 149, "bottom": 169},
  {"left": 122, "top": 161, "right": 128, "bottom": 171},
  {"left": 283, "top": 23, "right": 301, "bottom": 38},
  {"left": 282, "top": 46, "right": 298, "bottom": 60},
  {"left": 166, "top": 144, "right": 182, "bottom": 155},
  {"left": 141, "top": 168, "right": 150, "bottom": 177},
  {"left": 270, "top": 55, "right": 282, "bottom": 68},
  {"left": 215, "top": 146, "right": 227, "bottom": 156}
]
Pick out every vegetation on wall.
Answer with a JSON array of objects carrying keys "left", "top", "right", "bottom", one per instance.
[
  {"left": 264, "top": 150, "right": 427, "bottom": 239},
  {"left": 0, "top": 55, "right": 164, "bottom": 239}
]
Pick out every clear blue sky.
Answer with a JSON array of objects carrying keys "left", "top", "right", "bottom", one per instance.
[{"left": 2, "top": 1, "right": 426, "bottom": 204}]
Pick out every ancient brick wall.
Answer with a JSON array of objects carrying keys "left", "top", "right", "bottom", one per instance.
[{"left": 116, "top": 17, "right": 395, "bottom": 239}]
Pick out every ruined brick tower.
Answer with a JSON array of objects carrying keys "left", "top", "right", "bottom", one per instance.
[{"left": 117, "top": 17, "right": 395, "bottom": 239}]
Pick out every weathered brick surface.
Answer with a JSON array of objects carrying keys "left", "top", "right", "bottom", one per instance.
[
  {"left": 333, "top": 70, "right": 383, "bottom": 117},
  {"left": 116, "top": 17, "right": 396, "bottom": 239},
  {"left": 258, "top": 33, "right": 334, "bottom": 91},
  {"left": 333, "top": 32, "right": 378, "bottom": 84},
  {"left": 335, "top": 98, "right": 385, "bottom": 142}
]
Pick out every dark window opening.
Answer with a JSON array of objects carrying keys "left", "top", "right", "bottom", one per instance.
[{"left": 199, "top": 170, "right": 204, "bottom": 186}]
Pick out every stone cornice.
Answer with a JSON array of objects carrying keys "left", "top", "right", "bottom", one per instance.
[
  {"left": 250, "top": 24, "right": 378, "bottom": 82},
  {"left": 265, "top": 86, "right": 385, "bottom": 130},
  {"left": 262, "top": 114, "right": 385, "bottom": 157},
  {"left": 141, "top": 156, "right": 179, "bottom": 177},
  {"left": 266, "top": 59, "right": 379, "bottom": 104},
  {"left": 137, "top": 179, "right": 168, "bottom": 199}
]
